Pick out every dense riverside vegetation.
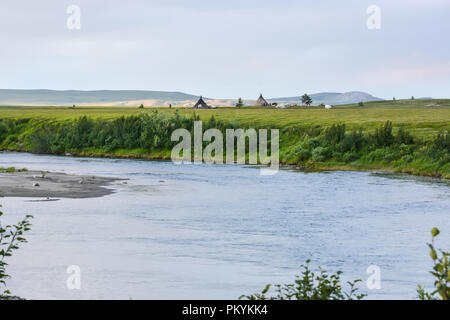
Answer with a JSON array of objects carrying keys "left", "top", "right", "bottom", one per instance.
[
  {"left": 281, "top": 121, "right": 449, "bottom": 178},
  {"left": 0, "top": 108, "right": 448, "bottom": 178}
]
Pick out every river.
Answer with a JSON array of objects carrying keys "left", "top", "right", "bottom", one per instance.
[{"left": 1, "top": 152, "right": 449, "bottom": 299}]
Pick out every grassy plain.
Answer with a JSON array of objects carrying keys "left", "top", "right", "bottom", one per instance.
[{"left": 0, "top": 99, "right": 449, "bottom": 138}]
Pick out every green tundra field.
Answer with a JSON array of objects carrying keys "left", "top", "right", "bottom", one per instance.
[
  {"left": 0, "top": 99, "right": 449, "bottom": 136},
  {"left": 0, "top": 99, "right": 449, "bottom": 178}
]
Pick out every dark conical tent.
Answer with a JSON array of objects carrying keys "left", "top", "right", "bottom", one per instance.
[
  {"left": 192, "top": 96, "right": 210, "bottom": 109},
  {"left": 255, "top": 93, "right": 269, "bottom": 106}
]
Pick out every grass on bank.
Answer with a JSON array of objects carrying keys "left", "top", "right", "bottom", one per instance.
[
  {"left": 0, "top": 99, "right": 449, "bottom": 138},
  {"left": 0, "top": 99, "right": 448, "bottom": 178}
]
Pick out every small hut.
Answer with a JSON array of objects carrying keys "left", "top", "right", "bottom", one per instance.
[
  {"left": 192, "top": 96, "right": 210, "bottom": 109},
  {"left": 255, "top": 93, "right": 269, "bottom": 107}
]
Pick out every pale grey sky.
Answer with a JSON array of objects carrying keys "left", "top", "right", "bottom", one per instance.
[{"left": 0, "top": 0, "right": 449, "bottom": 99}]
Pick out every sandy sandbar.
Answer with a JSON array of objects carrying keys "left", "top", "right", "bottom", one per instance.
[{"left": 0, "top": 170, "right": 121, "bottom": 199}]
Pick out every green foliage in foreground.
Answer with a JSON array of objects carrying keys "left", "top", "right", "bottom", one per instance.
[
  {"left": 0, "top": 206, "right": 33, "bottom": 299},
  {"left": 240, "top": 260, "right": 366, "bottom": 300},
  {"left": 417, "top": 228, "right": 449, "bottom": 300},
  {"left": 0, "top": 111, "right": 448, "bottom": 178},
  {"left": 243, "top": 228, "right": 449, "bottom": 300}
]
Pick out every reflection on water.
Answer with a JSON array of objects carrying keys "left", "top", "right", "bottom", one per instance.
[{"left": 0, "top": 152, "right": 449, "bottom": 300}]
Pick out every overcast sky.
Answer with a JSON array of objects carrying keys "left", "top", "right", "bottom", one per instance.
[{"left": 0, "top": 0, "right": 449, "bottom": 99}]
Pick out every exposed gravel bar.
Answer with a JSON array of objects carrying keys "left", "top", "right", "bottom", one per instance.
[{"left": 0, "top": 170, "right": 121, "bottom": 199}]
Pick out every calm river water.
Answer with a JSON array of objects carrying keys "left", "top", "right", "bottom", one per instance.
[{"left": 0, "top": 152, "right": 449, "bottom": 299}]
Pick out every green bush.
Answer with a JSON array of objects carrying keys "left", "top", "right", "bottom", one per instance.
[
  {"left": 242, "top": 228, "right": 449, "bottom": 300},
  {"left": 367, "top": 148, "right": 399, "bottom": 162},
  {"left": 312, "top": 147, "right": 331, "bottom": 161},
  {"left": 0, "top": 205, "right": 33, "bottom": 299},
  {"left": 417, "top": 228, "right": 449, "bottom": 300},
  {"left": 307, "top": 138, "right": 321, "bottom": 149},
  {"left": 0, "top": 122, "right": 8, "bottom": 142},
  {"left": 338, "top": 129, "right": 366, "bottom": 152},
  {"left": 343, "top": 151, "right": 360, "bottom": 162},
  {"left": 294, "top": 147, "right": 312, "bottom": 161},
  {"left": 371, "top": 121, "right": 394, "bottom": 147},
  {"left": 433, "top": 130, "right": 450, "bottom": 151},
  {"left": 30, "top": 130, "right": 51, "bottom": 153},
  {"left": 401, "top": 154, "right": 414, "bottom": 163},
  {"left": 396, "top": 126, "right": 414, "bottom": 145},
  {"left": 324, "top": 124, "right": 346, "bottom": 145},
  {"left": 332, "top": 151, "right": 344, "bottom": 162},
  {"left": 240, "top": 260, "right": 366, "bottom": 300}
]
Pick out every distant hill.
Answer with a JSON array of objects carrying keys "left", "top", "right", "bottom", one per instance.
[
  {"left": 0, "top": 89, "right": 200, "bottom": 106},
  {"left": 0, "top": 89, "right": 382, "bottom": 106},
  {"left": 268, "top": 91, "right": 383, "bottom": 106}
]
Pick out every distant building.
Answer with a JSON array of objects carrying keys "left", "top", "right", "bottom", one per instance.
[
  {"left": 192, "top": 96, "right": 210, "bottom": 109},
  {"left": 255, "top": 93, "right": 269, "bottom": 107}
]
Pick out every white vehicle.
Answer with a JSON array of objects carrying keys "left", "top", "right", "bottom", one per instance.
[{"left": 325, "top": 104, "right": 333, "bottom": 109}]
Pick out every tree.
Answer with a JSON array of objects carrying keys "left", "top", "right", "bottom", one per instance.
[
  {"left": 358, "top": 101, "right": 364, "bottom": 107},
  {"left": 235, "top": 98, "right": 244, "bottom": 108},
  {"left": 0, "top": 205, "right": 33, "bottom": 299},
  {"left": 301, "top": 94, "right": 312, "bottom": 106},
  {"left": 139, "top": 104, "right": 144, "bottom": 109}
]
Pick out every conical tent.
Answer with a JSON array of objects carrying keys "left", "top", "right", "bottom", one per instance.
[
  {"left": 192, "top": 96, "right": 210, "bottom": 109},
  {"left": 255, "top": 93, "right": 269, "bottom": 106}
]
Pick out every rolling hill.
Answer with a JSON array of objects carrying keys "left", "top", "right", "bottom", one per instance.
[
  {"left": 0, "top": 89, "right": 200, "bottom": 106},
  {"left": 268, "top": 91, "right": 382, "bottom": 106},
  {"left": 0, "top": 89, "right": 382, "bottom": 106}
]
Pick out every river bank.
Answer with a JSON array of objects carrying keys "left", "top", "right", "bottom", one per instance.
[
  {"left": 0, "top": 112, "right": 448, "bottom": 179},
  {"left": 2, "top": 147, "right": 448, "bottom": 180}
]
